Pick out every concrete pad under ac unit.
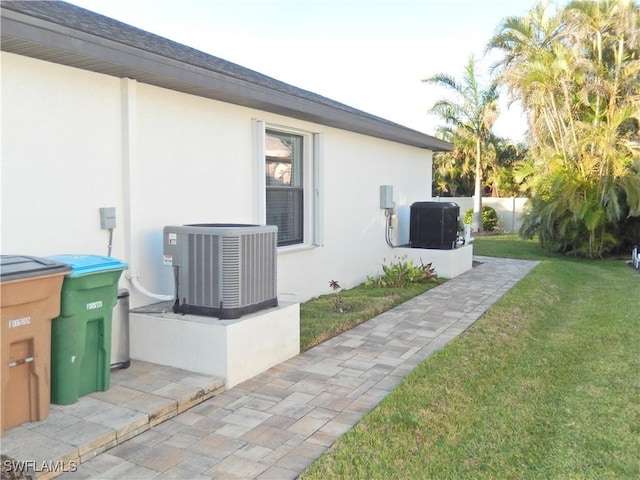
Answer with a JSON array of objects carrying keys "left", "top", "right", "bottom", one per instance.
[{"left": 129, "top": 301, "right": 300, "bottom": 388}]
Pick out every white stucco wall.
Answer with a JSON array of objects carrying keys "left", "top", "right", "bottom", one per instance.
[
  {"left": 276, "top": 130, "right": 434, "bottom": 302},
  {"left": 1, "top": 52, "right": 434, "bottom": 307},
  {"left": 1, "top": 53, "right": 124, "bottom": 255}
]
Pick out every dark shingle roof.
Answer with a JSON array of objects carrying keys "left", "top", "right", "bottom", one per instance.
[{"left": 0, "top": 0, "right": 451, "bottom": 151}]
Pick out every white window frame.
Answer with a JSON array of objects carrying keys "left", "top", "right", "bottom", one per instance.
[{"left": 253, "top": 119, "right": 323, "bottom": 251}]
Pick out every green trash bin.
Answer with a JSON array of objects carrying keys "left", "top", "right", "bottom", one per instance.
[{"left": 47, "top": 254, "right": 127, "bottom": 405}]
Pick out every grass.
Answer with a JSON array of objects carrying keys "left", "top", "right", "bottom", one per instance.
[
  {"left": 301, "top": 234, "right": 640, "bottom": 479},
  {"left": 472, "top": 233, "right": 558, "bottom": 260},
  {"left": 300, "top": 279, "right": 443, "bottom": 351}
]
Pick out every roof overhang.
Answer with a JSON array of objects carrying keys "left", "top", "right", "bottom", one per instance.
[{"left": 1, "top": 4, "right": 452, "bottom": 152}]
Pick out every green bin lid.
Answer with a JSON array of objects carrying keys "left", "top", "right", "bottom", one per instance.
[
  {"left": 0, "top": 255, "right": 72, "bottom": 282},
  {"left": 46, "top": 254, "right": 128, "bottom": 277}
]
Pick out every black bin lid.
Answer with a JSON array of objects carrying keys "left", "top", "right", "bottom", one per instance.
[
  {"left": 0, "top": 255, "right": 71, "bottom": 282},
  {"left": 411, "top": 201, "right": 459, "bottom": 209}
]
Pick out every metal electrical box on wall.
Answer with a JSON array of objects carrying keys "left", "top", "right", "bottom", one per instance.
[
  {"left": 380, "top": 185, "right": 394, "bottom": 209},
  {"left": 99, "top": 207, "right": 116, "bottom": 229}
]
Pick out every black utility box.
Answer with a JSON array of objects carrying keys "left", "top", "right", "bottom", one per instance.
[{"left": 409, "top": 202, "right": 459, "bottom": 250}]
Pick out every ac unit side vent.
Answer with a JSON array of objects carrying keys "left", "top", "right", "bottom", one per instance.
[
  {"left": 187, "top": 233, "right": 220, "bottom": 308},
  {"left": 221, "top": 236, "right": 241, "bottom": 308},
  {"left": 163, "top": 224, "right": 278, "bottom": 319}
]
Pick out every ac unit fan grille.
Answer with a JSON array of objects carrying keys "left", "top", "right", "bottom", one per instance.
[
  {"left": 237, "top": 232, "right": 277, "bottom": 306},
  {"left": 183, "top": 229, "right": 277, "bottom": 310},
  {"left": 188, "top": 233, "right": 221, "bottom": 308},
  {"left": 221, "top": 236, "right": 240, "bottom": 307}
]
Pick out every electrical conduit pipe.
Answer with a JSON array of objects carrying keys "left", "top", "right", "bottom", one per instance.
[{"left": 121, "top": 78, "right": 174, "bottom": 302}]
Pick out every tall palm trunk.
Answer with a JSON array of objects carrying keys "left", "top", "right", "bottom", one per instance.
[{"left": 473, "top": 137, "right": 484, "bottom": 232}]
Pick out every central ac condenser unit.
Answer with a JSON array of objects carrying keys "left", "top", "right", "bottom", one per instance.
[
  {"left": 163, "top": 224, "right": 278, "bottom": 319},
  {"left": 409, "top": 202, "right": 460, "bottom": 250}
]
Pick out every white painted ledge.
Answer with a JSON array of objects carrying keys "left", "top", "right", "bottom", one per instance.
[
  {"left": 397, "top": 242, "right": 473, "bottom": 279},
  {"left": 130, "top": 300, "right": 300, "bottom": 388}
]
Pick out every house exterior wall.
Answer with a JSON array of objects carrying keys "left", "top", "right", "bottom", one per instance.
[
  {"left": 1, "top": 52, "right": 434, "bottom": 307},
  {"left": 1, "top": 53, "right": 124, "bottom": 254}
]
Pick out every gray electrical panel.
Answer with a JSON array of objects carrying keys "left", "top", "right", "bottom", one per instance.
[
  {"left": 99, "top": 207, "right": 116, "bottom": 229},
  {"left": 380, "top": 185, "right": 394, "bottom": 209}
]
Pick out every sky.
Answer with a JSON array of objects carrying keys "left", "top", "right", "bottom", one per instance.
[{"left": 67, "top": 0, "right": 539, "bottom": 141}]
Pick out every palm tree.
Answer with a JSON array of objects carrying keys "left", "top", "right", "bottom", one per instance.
[
  {"left": 486, "top": 3, "right": 568, "bottom": 148},
  {"left": 432, "top": 127, "right": 478, "bottom": 197},
  {"left": 424, "top": 56, "right": 499, "bottom": 232},
  {"left": 485, "top": 136, "right": 530, "bottom": 197},
  {"left": 488, "top": 0, "right": 640, "bottom": 257}
]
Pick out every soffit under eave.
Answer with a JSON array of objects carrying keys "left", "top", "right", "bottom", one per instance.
[{"left": 1, "top": 11, "right": 452, "bottom": 152}]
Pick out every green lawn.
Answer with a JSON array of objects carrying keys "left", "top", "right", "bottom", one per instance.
[
  {"left": 472, "top": 233, "right": 558, "bottom": 260},
  {"left": 301, "top": 235, "right": 640, "bottom": 479},
  {"left": 300, "top": 281, "right": 443, "bottom": 351}
]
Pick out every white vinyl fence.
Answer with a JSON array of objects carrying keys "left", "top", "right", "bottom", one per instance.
[{"left": 434, "top": 196, "right": 528, "bottom": 233}]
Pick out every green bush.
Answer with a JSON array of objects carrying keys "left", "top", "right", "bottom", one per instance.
[
  {"left": 366, "top": 256, "right": 437, "bottom": 288},
  {"left": 464, "top": 205, "right": 499, "bottom": 231}
]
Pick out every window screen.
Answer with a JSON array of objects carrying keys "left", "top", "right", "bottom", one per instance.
[{"left": 265, "top": 131, "right": 304, "bottom": 246}]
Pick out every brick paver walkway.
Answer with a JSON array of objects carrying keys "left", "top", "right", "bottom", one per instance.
[{"left": 18, "top": 255, "right": 539, "bottom": 479}]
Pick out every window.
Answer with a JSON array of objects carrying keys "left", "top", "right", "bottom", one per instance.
[
  {"left": 265, "top": 130, "right": 304, "bottom": 246},
  {"left": 254, "top": 121, "right": 323, "bottom": 249}
]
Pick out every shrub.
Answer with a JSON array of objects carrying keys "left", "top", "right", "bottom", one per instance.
[
  {"left": 366, "top": 256, "right": 437, "bottom": 288},
  {"left": 464, "top": 205, "right": 499, "bottom": 231}
]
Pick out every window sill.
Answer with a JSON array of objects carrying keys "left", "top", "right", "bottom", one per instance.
[{"left": 277, "top": 243, "right": 319, "bottom": 255}]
